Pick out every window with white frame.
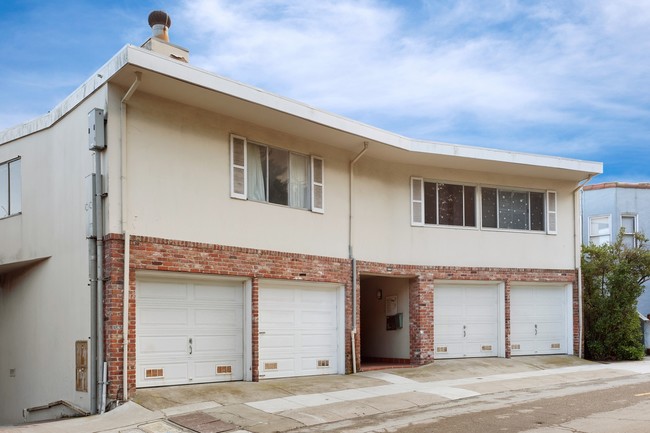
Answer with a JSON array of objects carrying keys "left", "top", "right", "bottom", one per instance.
[
  {"left": 412, "top": 179, "right": 557, "bottom": 234},
  {"left": 480, "top": 187, "right": 555, "bottom": 233},
  {"left": 0, "top": 157, "right": 21, "bottom": 218},
  {"left": 411, "top": 178, "right": 476, "bottom": 227},
  {"left": 589, "top": 215, "right": 611, "bottom": 245},
  {"left": 621, "top": 214, "right": 637, "bottom": 248},
  {"left": 230, "top": 134, "right": 324, "bottom": 213}
]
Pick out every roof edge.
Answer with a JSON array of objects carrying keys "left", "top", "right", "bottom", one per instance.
[{"left": 584, "top": 182, "right": 650, "bottom": 191}]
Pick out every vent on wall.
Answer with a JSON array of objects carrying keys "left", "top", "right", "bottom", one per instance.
[
  {"left": 145, "top": 368, "right": 164, "bottom": 379},
  {"left": 216, "top": 365, "right": 232, "bottom": 375},
  {"left": 317, "top": 360, "right": 329, "bottom": 368},
  {"left": 551, "top": 343, "right": 561, "bottom": 349},
  {"left": 511, "top": 344, "right": 521, "bottom": 350},
  {"left": 264, "top": 362, "right": 278, "bottom": 371},
  {"left": 481, "top": 345, "right": 493, "bottom": 352},
  {"left": 436, "top": 346, "right": 448, "bottom": 353}
]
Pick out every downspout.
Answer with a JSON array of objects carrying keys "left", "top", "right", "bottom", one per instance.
[
  {"left": 349, "top": 142, "right": 369, "bottom": 374},
  {"left": 573, "top": 173, "right": 596, "bottom": 359},
  {"left": 120, "top": 72, "right": 141, "bottom": 402},
  {"left": 94, "top": 124, "right": 106, "bottom": 415}
]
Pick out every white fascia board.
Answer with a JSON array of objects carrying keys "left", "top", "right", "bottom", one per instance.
[{"left": 0, "top": 44, "right": 604, "bottom": 178}]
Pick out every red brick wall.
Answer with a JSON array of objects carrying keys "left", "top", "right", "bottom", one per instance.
[{"left": 103, "top": 234, "right": 578, "bottom": 402}]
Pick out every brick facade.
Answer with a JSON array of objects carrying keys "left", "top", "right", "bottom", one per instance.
[{"left": 103, "top": 234, "right": 579, "bottom": 403}]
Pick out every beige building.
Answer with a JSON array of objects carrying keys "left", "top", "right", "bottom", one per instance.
[{"left": 0, "top": 13, "right": 602, "bottom": 425}]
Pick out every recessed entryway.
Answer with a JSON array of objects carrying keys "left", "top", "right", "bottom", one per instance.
[{"left": 360, "top": 276, "right": 411, "bottom": 368}]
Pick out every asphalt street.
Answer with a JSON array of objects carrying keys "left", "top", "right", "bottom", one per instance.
[{"left": 292, "top": 371, "right": 650, "bottom": 433}]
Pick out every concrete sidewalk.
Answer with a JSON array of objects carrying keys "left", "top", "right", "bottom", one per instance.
[{"left": 3, "top": 356, "right": 650, "bottom": 433}]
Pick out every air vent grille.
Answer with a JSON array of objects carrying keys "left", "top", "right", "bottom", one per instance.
[
  {"left": 145, "top": 368, "right": 164, "bottom": 379},
  {"left": 216, "top": 365, "right": 232, "bottom": 374}
]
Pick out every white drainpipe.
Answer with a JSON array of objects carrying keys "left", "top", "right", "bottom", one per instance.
[
  {"left": 120, "top": 72, "right": 141, "bottom": 402},
  {"left": 349, "top": 142, "right": 368, "bottom": 374}
]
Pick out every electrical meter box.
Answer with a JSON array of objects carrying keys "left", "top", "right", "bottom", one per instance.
[{"left": 88, "top": 108, "right": 105, "bottom": 150}]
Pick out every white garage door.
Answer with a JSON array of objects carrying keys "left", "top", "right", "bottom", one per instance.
[
  {"left": 434, "top": 284, "right": 501, "bottom": 358},
  {"left": 510, "top": 285, "right": 570, "bottom": 356},
  {"left": 259, "top": 281, "right": 341, "bottom": 379},
  {"left": 136, "top": 277, "right": 245, "bottom": 387}
]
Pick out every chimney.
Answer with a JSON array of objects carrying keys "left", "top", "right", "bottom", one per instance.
[
  {"left": 142, "top": 10, "right": 189, "bottom": 63},
  {"left": 148, "top": 10, "right": 171, "bottom": 42}
]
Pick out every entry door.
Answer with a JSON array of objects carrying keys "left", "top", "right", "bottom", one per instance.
[
  {"left": 258, "top": 282, "right": 340, "bottom": 379},
  {"left": 510, "top": 285, "right": 569, "bottom": 355},
  {"left": 434, "top": 284, "right": 500, "bottom": 358},
  {"left": 136, "top": 278, "right": 245, "bottom": 387}
]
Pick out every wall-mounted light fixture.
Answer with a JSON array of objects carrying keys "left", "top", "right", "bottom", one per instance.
[{"left": 376, "top": 289, "right": 383, "bottom": 300}]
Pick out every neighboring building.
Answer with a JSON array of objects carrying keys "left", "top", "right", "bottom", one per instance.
[
  {"left": 582, "top": 182, "right": 650, "bottom": 314},
  {"left": 0, "top": 12, "right": 602, "bottom": 425}
]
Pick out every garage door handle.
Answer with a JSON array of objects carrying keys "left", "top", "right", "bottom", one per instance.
[
  {"left": 259, "top": 331, "right": 266, "bottom": 335},
  {"left": 189, "top": 337, "right": 193, "bottom": 355},
  {"left": 463, "top": 325, "right": 466, "bottom": 338},
  {"left": 535, "top": 324, "right": 538, "bottom": 336}
]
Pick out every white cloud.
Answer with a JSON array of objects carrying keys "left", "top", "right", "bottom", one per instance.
[{"left": 176, "top": 0, "right": 649, "bottom": 162}]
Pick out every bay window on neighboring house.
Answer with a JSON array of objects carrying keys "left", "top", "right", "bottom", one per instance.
[
  {"left": 0, "top": 157, "right": 21, "bottom": 218},
  {"left": 621, "top": 214, "right": 637, "bottom": 248},
  {"left": 411, "top": 178, "right": 557, "bottom": 234},
  {"left": 230, "top": 134, "right": 324, "bottom": 213},
  {"left": 588, "top": 215, "right": 611, "bottom": 245}
]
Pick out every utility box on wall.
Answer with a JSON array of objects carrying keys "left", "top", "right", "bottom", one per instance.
[
  {"left": 386, "top": 313, "right": 403, "bottom": 331},
  {"left": 75, "top": 341, "right": 88, "bottom": 392}
]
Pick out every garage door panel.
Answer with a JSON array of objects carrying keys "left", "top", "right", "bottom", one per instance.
[
  {"left": 138, "top": 361, "right": 189, "bottom": 387},
  {"left": 138, "top": 282, "right": 188, "bottom": 300},
  {"left": 193, "top": 359, "right": 243, "bottom": 382},
  {"left": 300, "top": 310, "right": 336, "bottom": 327},
  {"left": 510, "top": 285, "right": 568, "bottom": 356},
  {"left": 194, "top": 334, "right": 243, "bottom": 355},
  {"left": 259, "top": 283, "right": 340, "bottom": 378},
  {"left": 194, "top": 308, "right": 242, "bottom": 327},
  {"left": 434, "top": 284, "right": 500, "bottom": 359},
  {"left": 139, "top": 307, "right": 189, "bottom": 327},
  {"left": 136, "top": 278, "right": 245, "bottom": 387},
  {"left": 139, "top": 335, "right": 188, "bottom": 356},
  {"left": 194, "top": 283, "right": 243, "bottom": 302}
]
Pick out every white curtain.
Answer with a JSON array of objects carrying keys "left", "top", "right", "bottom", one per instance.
[
  {"left": 247, "top": 143, "right": 266, "bottom": 201},
  {"left": 289, "top": 153, "right": 308, "bottom": 209}
]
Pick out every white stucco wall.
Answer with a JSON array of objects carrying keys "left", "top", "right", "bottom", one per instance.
[
  {"left": 353, "top": 157, "right": 578, "bottom": 269},
  {"left": 0, "top": 91, "right": 105, "bottom": 424},
  {"left": 113, "top": 92, "right": 351, "bottom": 258},
  {"left": 110, "top": 91, "right": 580, "bottom": 271}
]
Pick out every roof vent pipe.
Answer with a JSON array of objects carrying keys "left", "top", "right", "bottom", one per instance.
[{"left": 148, "top": 10, "right": 171, "bottom": 42}]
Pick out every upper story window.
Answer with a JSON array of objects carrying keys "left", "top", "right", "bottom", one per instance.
[
  {"left": 481, "top": 188, "right": 547, "bottom": 232},
  {"left": 411, "top": 179, "right": 476, "bottom": 227},
  {"left": 588, "top": 215, "right": 611, "bottom": 245},
  {"left": 621, "top": 214, "right": 637, "bottom": 248},
  {"left": 0, "top": 157, "right": 21, "bottom": 218},
  {"left": 230, "top": 134, "right": 324, "bottom": 213},
  {"left": 412, "top": 178, "right": 557, "bottom": 234}
]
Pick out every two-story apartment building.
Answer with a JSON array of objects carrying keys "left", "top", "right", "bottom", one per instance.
[
  {"left": 582, "top": 183, "right": 650, "bottom": 314},
  {"left": 0, "top": 13, "right": 602, "bottom": 425}
]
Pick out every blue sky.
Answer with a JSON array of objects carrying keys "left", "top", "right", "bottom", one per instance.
[{"left": 1, "top": 0, "right": 648, "bottom": 183}]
